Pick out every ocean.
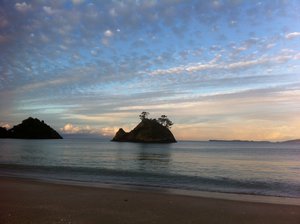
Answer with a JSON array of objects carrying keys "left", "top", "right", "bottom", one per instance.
[{"left": 0, "top": 139, "right": 299, "bottom": 198}]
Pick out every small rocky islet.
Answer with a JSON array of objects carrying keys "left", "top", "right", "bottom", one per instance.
[
  {"left": 0, "top": 117, "right": 62, "bottom": 139},
  {"left": 112, "top": 112, "right": 177, "bottom": 143}
]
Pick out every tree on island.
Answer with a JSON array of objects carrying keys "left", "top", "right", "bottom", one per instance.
[
  {"left": 138, "top": 112, "right": 173, "bottom": 129},
  {"left": 139, "top": 111, "right": 149, "bottom": 120},
  {"left": 0, "top": 127, "right": 9, "bottom": 138},
  {"left": 158, "top": 115, "right": 173, "bottom": 129}
]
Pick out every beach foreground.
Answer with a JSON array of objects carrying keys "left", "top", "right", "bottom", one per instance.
[{"left": 0, "top": 177, "right": 299, "bottom": 224}]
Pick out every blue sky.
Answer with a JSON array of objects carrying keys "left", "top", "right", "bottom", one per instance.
[{"left": 1, "top": 0, "right": 300, "bottom": 140}]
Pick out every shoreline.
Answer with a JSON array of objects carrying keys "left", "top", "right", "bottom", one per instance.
[
  {"left": 1, "top": 176, "right": 300, "bottom": 224},
  {"left": 1, "top": 174, "right": 300, "bottom": 206}
]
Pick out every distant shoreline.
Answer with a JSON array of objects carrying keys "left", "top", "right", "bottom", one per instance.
[
  {"left": 209, "top": 139, "right": 271, "bottom": 143},
  {"left": 209, "top": 139, "right": 300, "bottom": 144}
]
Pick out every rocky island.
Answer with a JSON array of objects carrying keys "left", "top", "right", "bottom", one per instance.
[
  {"left": 112, "top": 112, "right": 176, "bottom": 143},
  {"left": 0, "top": 117, "right": 62, "bottom": 139}
]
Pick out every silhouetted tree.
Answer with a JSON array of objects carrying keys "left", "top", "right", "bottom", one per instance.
[
  {"left": 139, "top": 111, "right": 149, "bottom": 120},
  {"left": 158, "top": 115, "right": 173, "bottom": 129},
  {"left": 0, "top": 127, "right": 9, "bottom": 138}
]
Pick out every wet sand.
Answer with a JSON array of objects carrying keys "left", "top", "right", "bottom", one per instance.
[{"left": 0, "top": 177, "right": 299, "bottom": 224}]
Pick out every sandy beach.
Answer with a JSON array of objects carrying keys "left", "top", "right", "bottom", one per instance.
[{"left": 0, "top": 177, "right": 299, "bottom": 224}]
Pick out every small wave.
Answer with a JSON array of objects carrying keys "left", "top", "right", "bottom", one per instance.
[{"left": 0, "top": 163, "right": 299, "bottom": 198}]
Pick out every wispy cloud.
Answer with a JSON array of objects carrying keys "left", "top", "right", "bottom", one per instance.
[
  {"left": 43, "top": 6, "right": 57, "bottom": 15},
  {"left": 285, "top": 32, "right": 300, "bottom": 40},
  {"left": 147, "top": 53, "right": 299, "bottom": 76},
  {"left": 15, "top": 2, "right": 32, "bottom": 13}
]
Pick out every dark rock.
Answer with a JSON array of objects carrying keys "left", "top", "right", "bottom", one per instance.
[
  {"left": 0, "top": 127, "right": 9, "bottom": 138},
  {"left": 7, "top": 117, "right": 62, "bottom": 139},
  {"left": 113, "top": 128, "right": 127, "bottom": 140},
  {"left": 112, "top": 119, "right": 176, "bottom": 143}
]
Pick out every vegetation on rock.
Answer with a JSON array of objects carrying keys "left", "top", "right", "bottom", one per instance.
[{"left": 0, "top": 127, "right": 9, "bottom": 138}]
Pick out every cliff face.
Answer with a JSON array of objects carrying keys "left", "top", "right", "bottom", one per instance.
[
  {"left": 1, "top": 117, "right": 63, "bottom": 139},
  {"left": 112, "top": 119, "right": 176, "bottom": 143}
]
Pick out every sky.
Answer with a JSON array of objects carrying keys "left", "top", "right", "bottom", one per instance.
[{"left": 0, "top": 0, "right": 300, "bottom": 141}]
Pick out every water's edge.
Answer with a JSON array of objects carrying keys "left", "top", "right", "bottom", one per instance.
[{"left": 1, "top": 174, "right": 300, "bottom": 206}]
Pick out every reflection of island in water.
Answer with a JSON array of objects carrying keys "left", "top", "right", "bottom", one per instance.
[{"left": 136, "top": 144, "right": 171, "bottom": 172}]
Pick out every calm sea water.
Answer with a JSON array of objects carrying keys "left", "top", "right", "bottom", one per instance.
[{"left": 0, "top": 139, "right": 299, "bottom": 198}]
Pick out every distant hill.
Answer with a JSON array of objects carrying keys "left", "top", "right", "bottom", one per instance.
[
  {"left": 0, "top": 117, "right": 62, "bottom": 139},
  {"left": 209, "top": 139, "right": 300, "bottom": 144},
  {"left": 209, "top": 140, "right": 271, "bottom": 143},
  {"left": 280, "top": 139, "right": 300, "bottom": 144},
  {"left": 112, "top": 118, "right": 176, "bottom": 143}
]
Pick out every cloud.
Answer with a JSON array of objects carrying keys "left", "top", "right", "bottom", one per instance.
[
  {"left": 8, "top": 66, "right": 98, "bottom": 94},
  {"left": 226, "top": 58, "right": 268, "bottom": 70},
  {"left": 43, "top": 6, "right": 56, "bottom": 15},
  {"left": 61, "top": 123, "right": 98, "bottom": 134},
  {"left": 101, "top": 127, "right": 120, "bottom": 136},
  {"left": 104, "top": 30, "right": 114, "bottom": 37},
  {"left": 148, "top": 53, "right": 298, "bottom": 75},
  {"left": 60, "top": 123, "right": 119, "bottom": 137},
  {"left": 61, "top": 123, "right": 80, "bottom": 133},
  {"left": 64, "top": 112, "right": 132, "bottom": 123},
  {"left": 109, "top": 8, "right": 117, "bottom": 17},
  {"left": 72, "top": 0, "right": 85, "bottom": 5},
  {"left": 148, "top": 60, "right": 219, "bottom": 75},
  {"left": 19, "top": 77, "right": 75, "bottom": 92},
  {"left": 285, "top": 32, "right": 300, "bottom": 39},
  {"left": 266, "top": 43, "right": 276, "bottom": 49},
  {"left": 15, "top": 2, "right": 32, "bottom": 13},
  {"left": 0, "top": 123, "right": 11, "bottom": 129},
  {"left": 101, "top": 30, "right": 114, "bottom": 46}
]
